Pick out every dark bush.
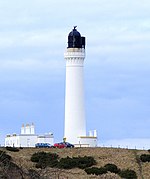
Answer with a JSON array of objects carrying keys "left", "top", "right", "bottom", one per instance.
[
  {"left": 85, "top": 163, "right": 120, "bottom": 176},
  {"left": 31, "top": 152, "right": 59, "bottom": 169},
  {"left": 104, "top": 163, "right": 120, "bottom": 174},
  {"left": 58, "top": 156, "right": 77, "bottom": 169},
  {"left": 31, "top": 152, "right": 46, "bottom": 163},
  {"left": 28, "top": 169, "right": 40, "bottom": 179},
  {"left": 0, "top": 150, "right": 12, "bottom": 163},
  {"left": 0, "top": 171, "right": 6, "bottom": 179},
  {"left": 7, "top": 161, "right": 21, "bottom": 170},
  {"left": 36, "top": 157, "right": 58, "bottom": 169},
  {"left": 85, "top": 167, "right": 107, "bottom": 175},
  {"left": 119, "top": 169, "right": 137, "bottom": 179},
  {"left": 140, "top": 154, "right": 150, "bottom": 162},
  {"left": 0, "top": 151, "right": 23, "bottom": 178},
  {"left": 58, "top": 156, "right": 96, "bottom": 169},
  {"left": 148, "top": 149, "right": 150, "bottom": 153},
  {"left": 77, "top": 156, "right": 96, "bottom": 169},
  {"left": 6, "top": 146, "right": 19, "bottom": 152}
]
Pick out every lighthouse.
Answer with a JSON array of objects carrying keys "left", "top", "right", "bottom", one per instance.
[
  {"left": 64, "top": 27, "right": 97, "bottom": 147},
  {"left": 64, "top": 26, "right": 86, "bottom": 144}
]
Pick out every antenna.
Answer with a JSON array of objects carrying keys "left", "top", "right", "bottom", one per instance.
[{"left": 73, "top": 26, "right": 77, "bottom": 30}]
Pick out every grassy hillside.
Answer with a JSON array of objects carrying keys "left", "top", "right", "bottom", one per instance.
[{"left": 0, "top": 147, "right": 150, "bottom": 179}]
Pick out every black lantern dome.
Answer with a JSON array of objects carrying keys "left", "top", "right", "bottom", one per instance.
[{"left": 68, "top": 26, "right": 85, "bottom": 49}]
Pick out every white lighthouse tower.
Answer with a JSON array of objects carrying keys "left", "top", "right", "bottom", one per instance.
[
  {"left": 64, "top": 26, "right": 86, "bottom": 144},
  {"left": 64, "top": 27, "right": 97, "bottom": 147}
]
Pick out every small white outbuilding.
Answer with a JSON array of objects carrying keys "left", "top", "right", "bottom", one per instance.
[{"left": 5, "top": 123, "right": 54, "bottom": 147}]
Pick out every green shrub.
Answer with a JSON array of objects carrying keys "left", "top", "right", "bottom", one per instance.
[
  {"left": 31, "top": 152, "right": 59, "bottom": 169},
  {"left": 58, "top": 156, "right": 77, "bottom": 169},
  {"left": 104, "top": 163, "right": 120, "bottom": 174},
  {"left": 85, "top": 167, "right": 107, "bottom": 175},
  {"left": 0, "top": 150, "right": 22, "bottom": 177},
  {"left": 31, "top": 152, "right": 46, "bottom": 163},
  {"left": 6, "top": 146, "right": 19, "bottom": 152},
  {"left": 119, "top": 169, "right": 137, "bottom": 179},
  {"left": 36, "top": 157, "right": 58, "bottom": 169},
  {"left": 28, "top": 169, "right": 40, "bottom": 179},
  {"left": 85, "top": 164, "right": 120, "bottom": 176},
  {"left": 58, "top": 156, "right": 96, "bottom": 169},
  {"left": 140, "top": 154, "right": 150, "bottom": 162},
  {"left": 77, "top": 156, "right": 96, "bottom": 169},
  {"left": 0, "top": 150, "right": 12, "bottom": 164}
]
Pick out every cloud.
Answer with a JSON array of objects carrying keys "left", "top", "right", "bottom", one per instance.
[
  {"left": 0, "top": 0, "right": 150, "bottom": 146},
  {"left": 0, "top": 29, "right": 65, "bottom": 48},
  {"left": 0, "top": 58, "right": 63, "bottom": 71}
]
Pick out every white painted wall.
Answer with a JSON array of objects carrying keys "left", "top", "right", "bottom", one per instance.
[
  {"left": 21, "top": 125, "right": 25, "bottom": 134},
  {"left": 19, "top": 135, "right": 37, "bottom": 147},
  {"left": 25, "top": 125, "right": 31, "bottom": 134},
  {"left": 37, "top": 135, "right": 54, "bottom": 144},
  {"left": 5, "top": 134, "right": 54, "bottom": 147},
  {"left": 30, "top": 124, "right": 35, "bottom": 134},
  {"left": 5, "top": 124, "right": 54, "bottom": 147},
  {"left": 21, "top": 123, "right": 35, "bottom": 135},
  {"left": 64, "top": 48, "right": 86, "bottom": 144},
  {"left": 5, "top": 135, "right": 19, "bottom": 147},
  {"left": 78, "top": 137, "right": 98, "bottom": 147},
  {"left": 5, "top": 135, "right": 37, "bottom": 147}
]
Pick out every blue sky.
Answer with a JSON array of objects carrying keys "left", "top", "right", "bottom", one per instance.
[{"left": 0, "top": 0, "right": 150, "bottom": 149}]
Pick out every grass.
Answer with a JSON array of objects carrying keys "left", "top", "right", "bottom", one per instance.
[{"left": 0, "top": 147, "right": 150, "bottom": 179}]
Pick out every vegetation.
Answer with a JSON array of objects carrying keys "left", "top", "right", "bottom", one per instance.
[
  {"left": 119, "top": 169, "right": 137, "bottom": 179},
  {"left": 31, "top": 152, "right": 96, "bottom": 169},
  {"left": 85, "top": 164, "right": 120, "bottom": 176},
  {"left": 31, "top": 151, "right": 59, "bottom": 168},
  {"left": 104, "top": 163, "right": 120, "bottom": 174},
  {"left": 0, "top": 150, "right": 51, "bottom": 178},
  {"left": 58, "top": 156, "right": 96, "bottom": 169},
  {"left": 0, "top": 147, "right": 150, "bottom": 178},
  {"left": 0, "top": 150, "right": 24, "bottom": 178},
  {"left": 140, "top": 154, "right": 150, "bottom": 162},
  {"left": 6, "top": 146, "right": 19, "bottom": 152},
  {"left": 30, "top": 151, "right": 138, "bottom": 178},
  {"left": 0, "top": 150, "right": 12, "bottom": 163},
  {"left": 28, "top": 169, "right": 41, "bottom": 179},
  {"left": 85, "top": 167, "right": 107, "bottom": 175},
  {"left": 85, "top": 163, "right": 137, "bottom": 179}
]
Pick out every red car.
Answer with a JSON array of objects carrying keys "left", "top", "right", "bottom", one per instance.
[{"left": 54, "top": 142, "right": 66, "bottom": 148}]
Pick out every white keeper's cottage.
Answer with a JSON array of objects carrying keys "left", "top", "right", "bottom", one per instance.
[{"left": 5, "top": 123, "right": 54, "bottom": 147}]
